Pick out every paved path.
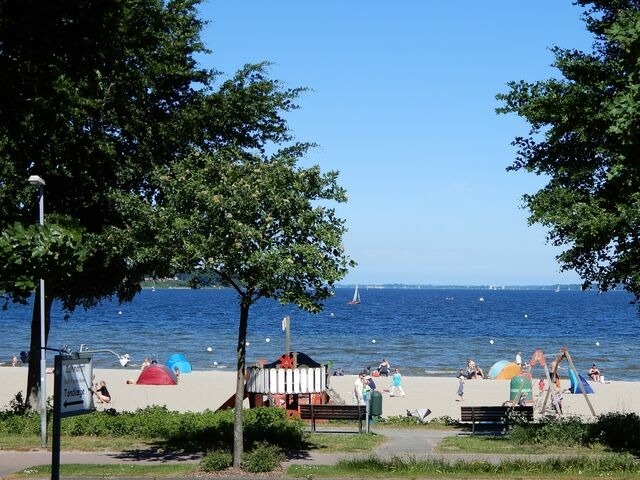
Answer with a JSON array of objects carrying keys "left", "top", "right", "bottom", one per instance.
[{"left": 0, "top": 428, "right": 575, "bottom": 479}]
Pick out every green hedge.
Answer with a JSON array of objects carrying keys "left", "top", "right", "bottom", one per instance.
[{"left": 0, "top": 404, "right": 304, "bottom": 451}]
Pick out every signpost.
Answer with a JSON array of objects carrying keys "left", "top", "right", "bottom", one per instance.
[{"left": 52, "top": 354, "right": 93, "bottom": 480}]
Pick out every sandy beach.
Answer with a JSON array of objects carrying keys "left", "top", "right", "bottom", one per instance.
[{"left": 1, "top": 366, "right": 638, "bottom": 421}]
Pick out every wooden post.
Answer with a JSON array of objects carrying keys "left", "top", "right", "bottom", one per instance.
[{"left": 564, "top": 349, "right": 596, "bottom": 417}]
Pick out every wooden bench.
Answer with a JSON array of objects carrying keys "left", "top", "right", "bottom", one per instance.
[
  {"left": 299, "top": 404, "right": 367, "bottom": 433},
  {"left": 460, "top": 405, "right": 534, "bottom": 434}
]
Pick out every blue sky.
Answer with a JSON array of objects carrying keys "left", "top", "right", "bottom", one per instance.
[{"left": 198, "top": 1, "right": 594, "bottom": 286}]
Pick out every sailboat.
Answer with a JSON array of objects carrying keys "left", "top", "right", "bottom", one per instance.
[{"left": 348, "top": 285, "right": 361, "bottom": 304}]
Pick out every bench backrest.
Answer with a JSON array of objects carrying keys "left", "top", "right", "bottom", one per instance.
[
  {"left": 460, "top": 405, "right": 534, "bottom": 422},
  {"left": 299, "top": 404, "right": 366, "bottom": 420}
]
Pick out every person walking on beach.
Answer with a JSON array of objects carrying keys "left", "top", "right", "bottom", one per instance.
[
  {"left": 456, "top": 370, "right": 465, "bottom": 401},
  {"left": 353, "top": 373, "right": 365, "bottom": 405},
  {"left": 515, "top": 351, "right": 522, "bottom": 367},
  {"left": 389, "top": 368, "right": 405, "bottom": 397}
]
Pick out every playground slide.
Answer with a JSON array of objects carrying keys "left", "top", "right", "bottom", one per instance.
[{"left": 569, "top": 369, "right": 594, "bottom": 394}]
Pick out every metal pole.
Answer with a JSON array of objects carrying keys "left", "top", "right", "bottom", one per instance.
[
  {"left": 29, "top": 175, "right": 47, "bottom": 448},
  {"left": 38, "top": 183, "right": 47, "bottom": 448}
]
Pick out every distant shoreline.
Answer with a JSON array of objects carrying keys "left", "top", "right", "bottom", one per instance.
[{"left": 142, "top": 282, "right": 609, "bottom": 291}]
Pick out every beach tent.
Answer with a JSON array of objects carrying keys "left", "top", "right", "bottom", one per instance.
[
  {"left": 136, "top": 364, "right": 178, "bottom": 385},
  {"left": 166, "top": 353, "right": 192, "bottom": 374},
  {"left": 488, "top": 360, "right": 521, "bottom": 380},
  {"left": 569, "top": 369, "right": 594, "bottom": 394}
]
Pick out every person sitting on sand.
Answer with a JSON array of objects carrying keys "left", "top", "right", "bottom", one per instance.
[
  {"left": 475, "top": 365, "right": 485, "bottom": 379},
  {"left": 93, "top": 380, "right": 111, "bottom": 403},
  {"left": 378, "top": 359, "right": 390, "bottom": 377},
  {"left": 141, "top": 357, "right": 151, "bottom": 370},
  {"left": 589, "top": 364, "right": 601, "bottom": 382}
]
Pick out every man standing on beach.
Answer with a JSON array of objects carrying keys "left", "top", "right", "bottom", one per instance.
[
  {"left": 353, "top": 373, "right": 365, "bottom": 405},
  {"left": 456, "top": 370, "right": 465, "bottom": 401}
]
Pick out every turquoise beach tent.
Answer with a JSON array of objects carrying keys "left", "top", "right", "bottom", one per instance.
[
  {"left": 166, "top": 353, "right": 192, "bottom": 374},
  {"left": 569, "top": 369, "right": 594, "bottom": 394}
]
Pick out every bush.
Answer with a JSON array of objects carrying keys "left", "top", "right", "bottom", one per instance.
[
  {"left": 509, "top": 416, "right": 588, "bottom": 446},
  {"left": 200, "top": 450, "right": 232, "bottom": 472},
  {"left": 242, "top": 442, "right": 285, "bottom": 473},
  {"left": 243, "top": 407, "right": 304, "bottom": 449},
  {"left": 590, "top": 412, "right": 640, "bottom": 451}
]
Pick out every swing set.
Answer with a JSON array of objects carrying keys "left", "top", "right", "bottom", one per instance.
[{"left": 529, "top": 347, "right": 596, "bottom": 417}]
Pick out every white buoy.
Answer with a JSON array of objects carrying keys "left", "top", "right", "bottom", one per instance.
[
  {"left": 489, "top": 339, "right": 494, "bottom": 344},
  {"left": 246, "top": 341, "right": 250, "bottom": 346},
  {"left": 524, "top": 314, "right": 528, "bottom": 318},
  {"left": 266, "top": 338, "right": 270, "bottom": 343},
  {"left": 213, "top": 361, "right": 218, "bottom": 366},
  {"left": 596, "top": 341, "right": 600, "bottom": 346},
  {"left": 371, "top": 339, "right": 376, "bottom": 343},
  {"left": 118, "top": 310, "right": 122, "bottom": 315},
  {"left": 207, "top": 347, "right": 213, "bottom": 352}
]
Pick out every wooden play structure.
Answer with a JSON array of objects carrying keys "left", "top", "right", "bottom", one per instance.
[
  {"left": 529, "top": 347, "right": 596, "bottom": 417},
  {"left": 245, "top": 351, "right": 329, "bottom": 412}
]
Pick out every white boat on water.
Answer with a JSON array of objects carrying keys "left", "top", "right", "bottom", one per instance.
[{"left": 348, "top": 285, "right": 361, "bottom": 304}]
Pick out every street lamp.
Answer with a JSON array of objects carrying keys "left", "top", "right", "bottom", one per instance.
[
  {"left": 28, "top": 174, "right": 46, "bottom": 448},
  {"left": 78, "top": 344, "right": 131, "bottom": 367}
]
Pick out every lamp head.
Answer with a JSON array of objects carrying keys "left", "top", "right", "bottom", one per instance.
[
  {"left": 28, "top": 175, "right": 46, "bottom": 186},
  {"left": 118, "top": 354, "right": 130, "bottom": 367}
]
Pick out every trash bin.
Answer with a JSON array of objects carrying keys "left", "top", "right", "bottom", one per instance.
[
  {"left": 370, "top": 390, "right": 383, "bottom": 416},
  {"left": 510, "top": 375, "right": 533, "bottom": 402}
]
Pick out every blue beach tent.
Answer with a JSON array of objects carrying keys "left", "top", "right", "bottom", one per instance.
[
  {"left": 568, "top": 369, "right": 594, "bottom": 394},
  {"left": 166, "top": 353, "right": 192, "bottom": 374}
]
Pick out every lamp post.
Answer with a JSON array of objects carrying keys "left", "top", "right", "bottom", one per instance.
[{"left": 28, "top": 174, "right": 46, "bottom": 448}]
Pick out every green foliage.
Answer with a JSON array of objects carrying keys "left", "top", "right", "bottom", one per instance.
[
  {"left": 377, "top": 414, "right": 460, "bottom": 427},
  {"left": 6, "top": 391, "right": 29, "bottom": 415},
  {"left": 496, "top": 1, "right": 640, "bottom": 300},
  {"left": 241, "top": 441, "right": 285, "bottom": 473},
  {"left": 0, "top": 405, "right": 304, "bottom": 451},
  {"left": 200, "top": 450, "right": 232, "bottom": 472},
  {"left": 509, "top": 416, "right": 590, "bottom": 446},
  {"left": 589, "top": 411, "right": 640, "bottom": 451},
  {"left": 302, "top": 454, "right": 640, "bottom": 477},
  {"left": 243, "top": 406, "right": 304, "bottom": 449}
]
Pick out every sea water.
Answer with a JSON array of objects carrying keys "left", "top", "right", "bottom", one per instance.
[{"left": 1, "top": 287, "right": 638, "bottom": 381}]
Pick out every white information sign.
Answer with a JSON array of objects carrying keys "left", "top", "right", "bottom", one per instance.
[{"left": 58, "top": 356, "right": 93, "bottom": 417}]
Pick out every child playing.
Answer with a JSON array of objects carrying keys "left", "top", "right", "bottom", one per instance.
[
  {"left": 389, "top": 368, "right": 405, "bottom": 397},
  {"left": 538, "top": 377, "right": 545, "bottom": 396}
]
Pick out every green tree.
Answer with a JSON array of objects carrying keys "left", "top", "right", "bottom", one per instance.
[
  {"left": 0, "top": 0, "right": 212, "bottom": 409},
  {"left": 159, "top": 145, "right": 353, "bottom": 467},
  {"left": 0, "top": 0, "right": 301, "bottom": 414},
  {"left": 496, "top": 1, "right": 640, "bottom": 299}
]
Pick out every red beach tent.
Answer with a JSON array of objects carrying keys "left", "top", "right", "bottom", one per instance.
[{"left": 136, "top": 364, "right": 178, "bottom": 385}]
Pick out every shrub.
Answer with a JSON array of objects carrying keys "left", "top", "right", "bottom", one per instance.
[
  {"left": 509, "top": 416, "right": 588, "bottom": 446},
  {"left": 200, "top": 450, "right": 232, "bottom": 472},
  {"left": 242, "top": 442, "right": 285, "bottom": 473},
  {"left": 590, "top": 412, "right": 640, "bottom": 451},
  {"left": 243, "top": 407, "right": 304, "bottom": 449}
]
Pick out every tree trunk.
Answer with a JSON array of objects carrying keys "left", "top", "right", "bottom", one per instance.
[
  {"left": 26, "top": 289, "right": 52, "bottom": 410},
  {"left": 232, "top": 298, "right": 249, "bottom": 468}
]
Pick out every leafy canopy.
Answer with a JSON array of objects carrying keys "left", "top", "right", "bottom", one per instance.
[{"left": 496, "top": 0, "right": 640, "bottom": 299}]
